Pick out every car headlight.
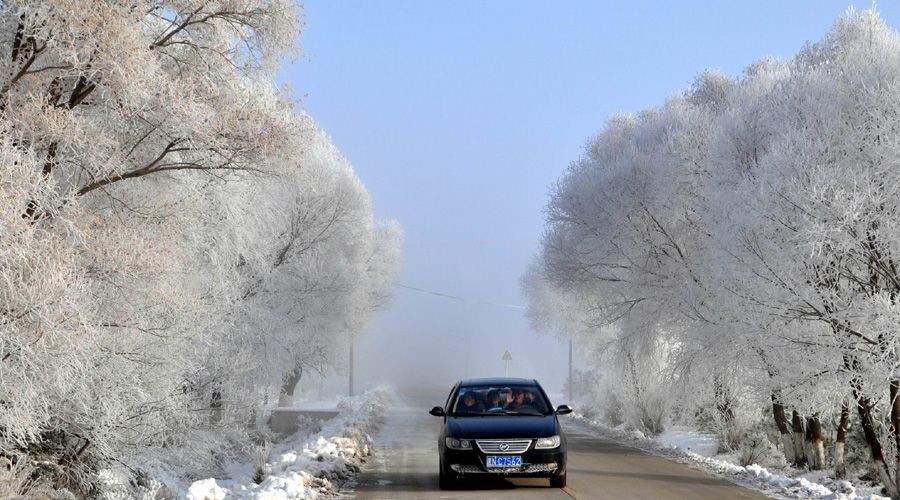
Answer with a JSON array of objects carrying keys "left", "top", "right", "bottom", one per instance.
[
  {"left": 535, "top": 435, "right": 561, "bottom": 449},
  {"left": 445, "top": 437, "right": 472, "bottom": 450}
]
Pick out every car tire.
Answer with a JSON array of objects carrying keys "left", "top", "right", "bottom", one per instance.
[
  {"left": 438, "top": 462, "right": 456, "bottom": 490},
  {"left": 550, "top": 472, "right": 567, "bottom": 488}
]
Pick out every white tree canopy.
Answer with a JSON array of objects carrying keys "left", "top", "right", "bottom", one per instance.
[
  {"left": 0, "top": 1, "right": 401, "bottom": 494},
  {"left": 525, "top": 9, "right": 900, "bottom": 492}
]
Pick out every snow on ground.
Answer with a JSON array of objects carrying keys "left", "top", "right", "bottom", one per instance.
[
  {"left": 186, "top": 388, "right": 391, "bottom": 499},
  {"left": 572, "top": 414, "right": 887, "bottom": 500},
  {"left": 656, "top": 426, "right": 720, "bottom": 458},
  {"left": 292, "top": 398, "right": 343, "bottom": 411}
]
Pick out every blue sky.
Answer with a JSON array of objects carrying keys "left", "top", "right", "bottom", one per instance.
[{"left": 278, "top": 2, "right": 900, "bottom": 394}]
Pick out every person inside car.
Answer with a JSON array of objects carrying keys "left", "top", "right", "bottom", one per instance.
[
  {"left": 504, "top": 388, "right": 525, "bottom": 411},
  {"left": 486, "top": 389, "right": 501, "bottom": 410},
  {"left": 522, "top": 388, "right": 547, "bottom": 412},
  {"left": 459, "top": 390, "right": 484, "bottom": 413}
]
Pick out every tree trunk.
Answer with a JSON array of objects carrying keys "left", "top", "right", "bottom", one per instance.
[
  {"left": 891, "top": 379, "right": 900, "bottom": 497},
  {"left": 844, "top": 352, "right": 898, "bottom": 498},
  {"left": 772, "top": 393, "right": 795, "bottom": 463},
  {"left": 625, "top": 352, "right": 647, "bottom": 431},
  {"left": 210, "top": 385, "right": 222, "bottom": 425},
  {"left": 714, "top": 376, "right": 735, "bottom": 423},
  {"left": 835, "top": 402, "right": 850, "bottom": 480},
  {"left": 855, "top": 389, "right": 898, "bottom": 499},
  {"left": 805, "top": 415, "right": 825, "bottom": 470},
  {"left": 714, "top": 376, "right": 738, "bottom": 450},
  {"left": 791, "top": 410, "right": 807, "bottom": 467},
  {"left": 279, "top": 365, "right": 303, "bottom": 407},
  {"left": 625, "top": 352, "right": 641, "bottom": 399}
]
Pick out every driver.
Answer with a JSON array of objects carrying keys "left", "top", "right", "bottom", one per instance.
[
  {"left": 504, "top": 388, "right": 525, "bottom": 411},
  {"left": 522, "top": 389, "right": 545, "bottom": 412}
]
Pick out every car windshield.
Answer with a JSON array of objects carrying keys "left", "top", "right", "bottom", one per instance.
[{"left": 450, "top": 385, "right": 551, "bottom": 416}]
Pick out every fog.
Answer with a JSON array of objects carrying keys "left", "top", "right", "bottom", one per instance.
[
  {"left": 283, "top": 1, "right": 900, "bottom": 402},
  {"left": 298, "top": 234, "right": 572, "bottom": 401},
  {"left": 353, "top": 246, "right": 570, "bottom": 397}
]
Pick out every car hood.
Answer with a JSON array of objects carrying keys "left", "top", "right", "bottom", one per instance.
[{"left": 447, "top": 415, "right": 558, "bottom": 439}]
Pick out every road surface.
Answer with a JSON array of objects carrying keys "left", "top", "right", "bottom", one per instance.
[{"left": 347, "top": 399, "right": 770, "bottom": 499}]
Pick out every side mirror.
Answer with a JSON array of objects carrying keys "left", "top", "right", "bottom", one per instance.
[
  {"left": 555, "top": 404, "right": 573, "bottom": 415},
  {"left": 429, "top": 406, "right": 446, "bottom": 417}
]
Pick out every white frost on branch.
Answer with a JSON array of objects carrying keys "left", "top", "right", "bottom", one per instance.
[
  {"left": 0, "top": 1, "right": 401, "bottom": 495},
  {"left": 525, "top": 8, "right": 900, "bottom": 497}
]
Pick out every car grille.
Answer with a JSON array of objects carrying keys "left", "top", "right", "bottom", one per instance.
[
  {"left": 524, "top": 463, "right": 558, "bottom": 472},
  {"left": 450, "top": 463, "right": 558, "bottom": 474},
  {"left": 475, "top": 439, "right": 532, "bottom": 454},
  {"left": 450, "top": 464, "right": 484, "bottom": 473}
]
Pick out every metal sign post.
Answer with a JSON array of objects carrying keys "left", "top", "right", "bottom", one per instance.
[{"left": 502, "top": 350, "right": 512, "bottom": 377}]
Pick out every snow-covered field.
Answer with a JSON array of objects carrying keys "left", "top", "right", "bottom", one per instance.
[
  {"left": 185, "top": 388, "right": 390, "bottom": 500},
  {"left": 573, "top": 414, "right": 886, "bottom": 500}
]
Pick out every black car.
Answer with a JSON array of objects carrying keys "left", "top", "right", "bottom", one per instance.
[{"left": 429, "top": 377, "right": 572, "bottom": 489}]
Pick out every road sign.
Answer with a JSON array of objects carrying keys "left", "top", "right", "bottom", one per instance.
[
  {"left": 502, "top": 350, "right": 512, "bottom": 361},
  {"left": 502, "top": 350, "right": 512, "bottom": 376}
]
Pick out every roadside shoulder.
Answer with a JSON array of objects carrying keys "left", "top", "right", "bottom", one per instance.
[{"left": 565, "top": 414, "right": 884, "bottom": 500}]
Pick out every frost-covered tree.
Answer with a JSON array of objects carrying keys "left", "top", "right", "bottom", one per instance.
[
  {"left": 0, "top": 1, "right": 401, "bottom": 495},
  {"left": 525, "top": 9, "right": 900, "bottom": 496}
]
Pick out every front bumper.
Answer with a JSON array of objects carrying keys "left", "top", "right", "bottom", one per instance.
[{"left": 442, "top": 447, "right": 566, "bottom": 477}]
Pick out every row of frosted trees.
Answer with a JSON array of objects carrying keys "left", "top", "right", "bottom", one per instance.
[
  {"left": 0, "top": 0, "right": 401, "bottom": 496},
  {"left": 525, "top": 10, "right": 900, "bottom": 498}
]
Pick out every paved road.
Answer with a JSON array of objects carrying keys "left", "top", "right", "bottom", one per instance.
[{"left": 347, "top": 400, "right": 770, "bottom": 500}]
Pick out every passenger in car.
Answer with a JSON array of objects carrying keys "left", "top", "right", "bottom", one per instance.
[
  {"left": 459, "top": 390, "right": 484, "bottom": 413},
  {"left": 486, "top": 389, "right": 502, "bottom": 410}
]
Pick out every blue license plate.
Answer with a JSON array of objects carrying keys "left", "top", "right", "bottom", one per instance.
[{"left": 486, "top": 455, "right": 522, "bottom": 467}]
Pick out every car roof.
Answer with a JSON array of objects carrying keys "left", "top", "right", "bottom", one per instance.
[{"left": 458, "top": 377, "right": 539, "bottom": 387}]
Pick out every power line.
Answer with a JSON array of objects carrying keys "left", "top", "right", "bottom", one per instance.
[{"left": 396, "top": 283, "right": 525, "bottom": 310}]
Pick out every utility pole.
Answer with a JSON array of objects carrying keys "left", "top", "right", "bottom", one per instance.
[
  {"left": 568, "top": 338, "right": 573, "bottom": 402},
  {"left": 461, "top": 330, "right": 472, "bottom": 378},
  {"left": 349, "top": 334, "right": 354, "bottom": 397}
]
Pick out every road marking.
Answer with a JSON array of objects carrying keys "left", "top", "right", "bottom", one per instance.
[{"left": 562, "top": 485, "right": 577, "bottom": 498}]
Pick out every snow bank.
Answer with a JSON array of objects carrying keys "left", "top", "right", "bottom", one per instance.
[
  {"left": 188, "top": 479, "right": 229, "bottom": 500},
  {"left": 657, "top": 426, "right": 720, "bottom": 457},
  {"left": 572, "top": 414, "right": 888, "bottom": 500},
  {"left": 186, "top": 388, "right": 391, "bottom": 499}
]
